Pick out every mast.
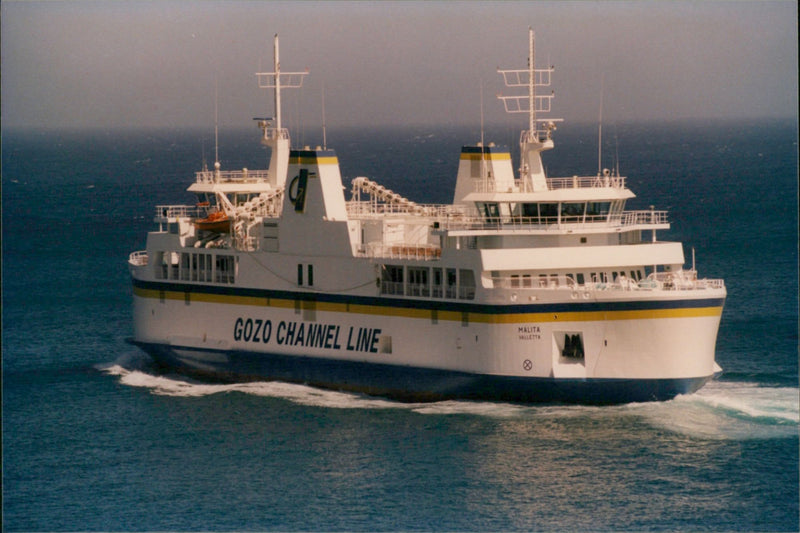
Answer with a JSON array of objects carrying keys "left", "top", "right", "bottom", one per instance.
[
  {"left": 528, "top": 27, "right": 536, "bottom": 141},
  {"left": 255, "top": 34, "right": 308, "bottom": 142},
  {"left": 322, "top": 82, "right": 327, "bottom": 150},
  {"left": 273, "top": 34, "right": 282, "bottom": 131},
  {"left": 597, "top": 74, "right": 604, "bottom": 176},
  {"left": 497, "top": 27, "right": 560, "bottom": 191},
  {"left": 255, "top": 34, "right": 309, "bottom": 188}
]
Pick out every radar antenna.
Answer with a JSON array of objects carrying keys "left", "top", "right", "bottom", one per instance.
[{"left": 255, "top": 34, "right": 309, "bottom": 136}]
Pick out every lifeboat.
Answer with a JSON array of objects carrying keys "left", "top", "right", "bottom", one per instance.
[{"left": 194, "top": 210, "right": 230, "bottom": 233}]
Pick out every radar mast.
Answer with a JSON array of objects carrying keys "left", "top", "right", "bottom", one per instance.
[{"left": 497, "top": 27, "right": 561, "bottom": 191}]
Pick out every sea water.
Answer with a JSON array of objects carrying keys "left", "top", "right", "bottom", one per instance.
[{"left": 2, "top": 119, "right": 798, "bottom": 531}]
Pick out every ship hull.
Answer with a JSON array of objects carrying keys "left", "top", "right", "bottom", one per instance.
[
  {"left": 130, "top": 278, "right": 724, "bottom": 404},
  {"left": 129, "top": 339, "right": 714, "bottom": 404}
]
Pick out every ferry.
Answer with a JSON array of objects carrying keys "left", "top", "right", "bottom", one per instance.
[{"left": 128, "top": 30, "right": 726, "bottom": 403}]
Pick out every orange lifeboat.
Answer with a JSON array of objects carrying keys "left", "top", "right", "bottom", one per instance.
[{"left": 194, "top": 210, "right": 231, "bottom": 233}]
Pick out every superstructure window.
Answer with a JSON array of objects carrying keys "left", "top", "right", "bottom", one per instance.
[
  {"left": 379, "top": 265, "right": 473, "bottom": 300},
  {"left": 521, "top": 203, "right": 538, "bottom": 219},
  {"left": 446, "top": 269, "right": 457, "bottom": 298},
  {"left": 432, "top": 268, "right": 443, "bottom": 298},
  {"left": 154, "top": 251, "right": 167, "bottom": 279},
  {"left": 561, "top": 203, "right": 585, "bottom": 221},
  {"left": 459, "top": 269, "right": 476, "bottom": 300},
  {"left": 539, "top": 203, "right": 558, "bottom": 223},
  {"left": 381, "top": 265, "right": 404, "bottom": 296},
  {"left": 216, "top": 255, "right": 236, "bottom": 284},
  {"left": 407, "top": 267, "right": 430, "bottom": 297},
  {"left": 586, "top": 202, "right": 611, "bottom": 221},
  {"left": 482, "top": 203, "right": 500, "bottom": 222}
]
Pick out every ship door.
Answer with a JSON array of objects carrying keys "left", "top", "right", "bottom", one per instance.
[{"left": 551, "top": 331, "right": 586, "bottom": 378}]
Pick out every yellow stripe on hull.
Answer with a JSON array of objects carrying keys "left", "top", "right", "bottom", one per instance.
[{"left": 133, "top": 286, "right": 723, "bottom": 323}]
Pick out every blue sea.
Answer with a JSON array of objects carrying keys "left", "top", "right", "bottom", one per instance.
[{"left": 3, "top": 119, "right": 798, "bottom": 531}]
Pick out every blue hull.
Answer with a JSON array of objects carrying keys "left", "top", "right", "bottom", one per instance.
[{"left": 128, "top": 340, "right": 714, "bottom": 405}]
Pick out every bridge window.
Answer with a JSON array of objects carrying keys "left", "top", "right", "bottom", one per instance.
[
  {"left": 561, "top": 203, "right": 585, "bottom": 221},
  {"left": 586, "top": 202, "right": 611, "bottom": 221},
  {"left": 481, "top": 202, "right": 500, "bottom": 221},
  {"left": 521, "top": 203, "right": 538, "bottom": 219},
  {"left": 539, "top": 203, "right": 558, "bottom": 223}
]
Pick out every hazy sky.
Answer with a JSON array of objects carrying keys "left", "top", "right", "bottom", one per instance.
[{"left": 2, "top": 1, "right": 797, "bottom": 131}]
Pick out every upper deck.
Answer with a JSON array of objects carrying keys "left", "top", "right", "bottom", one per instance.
[
  {"left": 346, "top": 172, "right": 665, "bottom": 235},
  {"left": 471, "top": 173, "right": 628, "bottom": 195},
  {"left": 194, "top": 168, "right": 270, "bottom": 185}
]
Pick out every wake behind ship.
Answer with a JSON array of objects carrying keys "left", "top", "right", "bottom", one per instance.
[{"left": 128, "top": 30, "right": 726, "bottom": 404}]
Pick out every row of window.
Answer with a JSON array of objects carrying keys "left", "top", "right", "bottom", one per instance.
[
  {"left": 153, "top": 251, "right": 237, "bottom": 284},
  {"left": 504, "top": 270, "right": 644, "bottom": 288},
  {"left": 476, "top": 201, "right": 623, "bottom": 224},
  {"left": 381, "top": 265, "right": 476, "bottom": 300}
]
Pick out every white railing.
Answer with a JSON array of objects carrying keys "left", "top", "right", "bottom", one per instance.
[
  {"left": 347, "top": 199, "right": 667, "bottom": 231},
  {"left": 434, "top": 210, "right": 667, "bottom": 231},
  {"left": 361, "top": 243, "right": 442, "bottom": 261},
  {"left": 195, "top": 169, "right": 270, "bottom": 184},
  {"left": 651, "top": 271, "right": 725, "bottom": 291},
  {"left": 547, "top": 175, "right": 626, "bottom": 190},
  {"left": 621, "top": 210, "right": 669, "bottom": 226},
  {"left": 346, "top": 201, "right": 460, "bottom": 219},
  {"left": 262, "top": 127, "right": 289, "bottom": 142},
  {"left": 471, "top": 174, "right": 626, "bottom": 193},
  {"left": 491, "top": 272, "right": 724, "bottom": 293},
  {"left": 155, "top": 205, "right": 199, "bottom": 221},
  {"left": 128, "top": 250, "right": 148, "bottom": 266}
]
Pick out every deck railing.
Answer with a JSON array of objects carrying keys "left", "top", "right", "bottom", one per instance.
[
  {"left": 471, "top": 175, "right": 627, "bottom": 193},
  {"left": 492, "top": 271, "right": 724, "bottom": 292},
  {"left": 128, "top": 250, "right": 148, "bottom": 266},
  {"left": 360, "top": 243, "right": 442, "bottom": 261},
  {"left": 195, "top": 169, "right": 270, "bottom": 184},
  {"left": 433, "top": 210, "right": 668, "bottom": 231},
  {"left": 346, "top": 200, "right": 667, "bottom": 231},
  {"left": 155, "top": 205, "right": 199, "bottom": 221}
]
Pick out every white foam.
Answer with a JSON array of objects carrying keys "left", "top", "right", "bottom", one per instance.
[
  {"left": 687, "top": 381, "right": 799, "bottom": 422},
  {"left": 411, "top": 400, "right": 528, "bottom": 418},
  {"left": 98, "top": 362, "right": 409, "bottom": 408},
  {"left": 632, "top": 381, "right": 799, "bottom": 440},
  {"left": 99, "top": 361, "right": 799, "bottom": 437}
]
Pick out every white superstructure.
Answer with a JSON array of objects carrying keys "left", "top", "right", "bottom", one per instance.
[{"left": 128, "top": 30, "right": 725, "bottom": 403}]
